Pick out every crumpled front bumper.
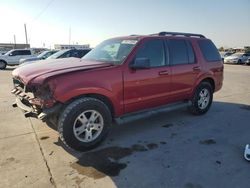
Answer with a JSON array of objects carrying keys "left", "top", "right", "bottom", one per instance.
[{"left": 11, "top": 87, "right": 62, "bottom": 120}]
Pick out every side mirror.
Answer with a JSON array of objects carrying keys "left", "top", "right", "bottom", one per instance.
[
  {"left": 9, "top": 53, "right": 14, "bottom": 56},
  {"left": 130, "top": 58, "right": 150, "bottom": 69}
]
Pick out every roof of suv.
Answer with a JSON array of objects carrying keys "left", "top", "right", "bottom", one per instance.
[{"left": 117, "top": 31, "right": 207, "bottom": 41}]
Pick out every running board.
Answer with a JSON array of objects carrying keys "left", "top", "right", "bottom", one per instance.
[{"left": 115, "top": 101, "right": 190, "bottom": 125}]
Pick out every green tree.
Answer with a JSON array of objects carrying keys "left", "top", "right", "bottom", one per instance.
[{"left": 218, "top": 47, "right": 224, "bottom": 52}]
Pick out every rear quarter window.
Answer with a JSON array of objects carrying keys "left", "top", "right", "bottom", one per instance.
[{"left": 198, "top": 40, "right": 221, "bottom": 62}]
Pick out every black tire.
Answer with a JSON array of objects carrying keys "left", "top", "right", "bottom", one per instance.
[
  {"left": 237, "top": 59, "right": 242, "bottom": 64},
  {"left": 189, "top": 82, "right": 213, "bottom": 115},
  {"left": 58, "top": 97, "right": 112, "bottom": 151},
  {"left": 0, "top": 60, "right": 7, "bottom": 70}
]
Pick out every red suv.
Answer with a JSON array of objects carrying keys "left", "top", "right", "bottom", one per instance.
[{"left": 12, "top": 32, "right": 223, "bottom": 151}]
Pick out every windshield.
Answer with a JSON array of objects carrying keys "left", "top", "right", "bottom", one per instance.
[
  {"left": 4, "top": 50, "right": 14, "bottom": 56},
  {"left": 37, "top": 51, "right": 49, "bottom": 58},
  {"left": 47, "top": 49, "right": 69, "bottom": 59},
  {"left": 231, "top": 53, "right": 243, "bottom": 57},
  {"left": 82, "top": 38, "right": 138, "bottom": 64}
]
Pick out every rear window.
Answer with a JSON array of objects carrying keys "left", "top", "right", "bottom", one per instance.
[{"left": 198, "top": 40, "right": 221, "bottom": 62}]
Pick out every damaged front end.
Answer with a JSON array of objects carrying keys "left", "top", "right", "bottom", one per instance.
[{"left": 11, "top": 78, "right": 62, "bottom": 121}]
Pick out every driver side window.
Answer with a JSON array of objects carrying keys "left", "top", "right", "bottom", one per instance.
[
  {"left": 10, "top": 51, "right": 19, "bottom": 56},
  {"left": 136, "top": 39, "right": 165, "bottom": 67}
]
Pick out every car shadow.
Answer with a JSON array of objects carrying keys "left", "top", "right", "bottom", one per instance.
[
  {"left": 54, "top": 101, "right": 250, "bottom": 187},
  {"left": 1, "top": 66, "right": 17, "bottom": 71}
]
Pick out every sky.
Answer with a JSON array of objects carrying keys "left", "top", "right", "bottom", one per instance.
[{"left": 0, "top": 0, "right": 249, "bottom": 48}]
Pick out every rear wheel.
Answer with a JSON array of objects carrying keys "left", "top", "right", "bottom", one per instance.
[
  {"left": 58, "top": 97, "right": 112, "bottom": 151},
  {"left": 189, "top": 82, "right": 213, "bottom": 115},
  {"left": 237, "top": 59, "right": 242, "bottom": 64},
  {"left": 0, "top": 60, "right": 7, "bottom": 70}
]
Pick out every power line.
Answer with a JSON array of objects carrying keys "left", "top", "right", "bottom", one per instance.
[{"left": 31, "top": 0, "right": 55, "bottom": 23}]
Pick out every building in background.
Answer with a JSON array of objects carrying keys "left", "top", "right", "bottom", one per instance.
[
  {"left": 54, "top": 44, "right": 90, "bottom": 50},
  {"left": 0, "top": 43, "right": 30, "bottom": 54}
]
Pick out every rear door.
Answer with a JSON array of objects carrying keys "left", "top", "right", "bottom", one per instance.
[
  {"left": 167, "top": 39, "right": 200, "bottom": 101},
  {"left": 123, "top": 38, "right": 171, "bottom": 113}
]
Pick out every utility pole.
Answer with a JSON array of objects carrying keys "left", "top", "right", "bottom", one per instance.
[
  {"left": 13, "top": 35, "right": 16, "bottom": 49},
  {"left": 24, "top": 23, "right": 28, "bottom": 47},
  {"left": 69, "top": 27, "right": 71, "bottom": 45}
]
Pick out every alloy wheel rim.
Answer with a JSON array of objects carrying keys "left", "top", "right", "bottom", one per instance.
[
  {"left": 73, "top": 110, "right": 104, "bottom": 143},
  {"left": 198, "top": 88, "right": 210, "bottom": 110}
]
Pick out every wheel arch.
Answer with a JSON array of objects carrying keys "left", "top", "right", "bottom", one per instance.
[
  {"left": 63, "top": 93, "right": 115, "bottom": 118},
  {"left": 0, "top": 59, "right": 7, "bottom": 64},
  {"left": 190, "top": 76, "right": 215, "bottom": 99},
  {"left": 200, "top": 77, "right": 215, "bottom": 92}
]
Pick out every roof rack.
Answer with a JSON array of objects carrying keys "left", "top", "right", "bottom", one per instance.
[{"left": 151, "top": 31, "right": 206, "bottom": 38}]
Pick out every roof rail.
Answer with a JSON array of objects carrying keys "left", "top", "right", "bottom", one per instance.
[{"left": 152, "top": 31, "right": 206, "bottom": 38}]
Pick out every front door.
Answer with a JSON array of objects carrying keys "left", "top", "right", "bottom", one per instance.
[{"left": 123, "top": 38, "right": 171, "bottom": 114}]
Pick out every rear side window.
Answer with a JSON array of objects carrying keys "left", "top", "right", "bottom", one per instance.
[
  {"left": 136, "top": 39, "right": 165, "bottom": 67},
  {"left": 168, "top": 39, "right": 189, "bottom": 65},
  {"left": 19, "top": 50, "right": 31, "bottom": 55},
  {"left": 198, "top": 40, "right": 221, "bottom": 62}
]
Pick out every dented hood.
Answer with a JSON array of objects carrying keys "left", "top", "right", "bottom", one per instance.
[{"left": 12, "top": 57, "right": 113, "bottom": 85}]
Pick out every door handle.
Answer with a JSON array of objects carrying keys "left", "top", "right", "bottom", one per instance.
[
  {"left": 158, "top": 70, "right": 169, "bottom": 75},
  {"left": 193, "top": 66, "right": 201, "bottom": 71}
]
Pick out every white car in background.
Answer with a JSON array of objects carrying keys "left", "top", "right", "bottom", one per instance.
[
  {"left": 219, "top": 52, "right": 234, "bottom": 61},
  {"left": 0, "top": 49, "right": 36, "bottom": 69},
  {"left": 224, "top": 52, "right": 250, "bottom": 64}
]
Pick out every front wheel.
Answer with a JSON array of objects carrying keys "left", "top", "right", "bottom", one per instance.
[
  {"left": 189, "top": 82, "right": 213, "bottom": 115},
  {"left": 58, "top": 97, "right": 112, "bottom": 151}
]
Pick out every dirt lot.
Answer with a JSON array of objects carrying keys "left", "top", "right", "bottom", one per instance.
[{"left": 0, "top": 64, "right": 250, "bottom": 188}]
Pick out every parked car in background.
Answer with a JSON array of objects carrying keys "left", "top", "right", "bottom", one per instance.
[
  {"left": 219, "top": 51, "right": 234, "bottom": 61},
  {"left": 11, "top": 31, "right": 223, "bottom": 151},
  {"left": 224, "top": 52, "right": 250, "bottom": 64},
  {"left": 245, "top": 57, "right": 250, "bottom": 65},
  {"left": 19, "top": 50, "right": 58, "bottom": 64},
  {"left": 0, "top": 49, "right": 36, "bottom": 69},
  {"left": 47, "top": 48, "right": 91, "bottom": 60},
  {"left": 0, "top": 51, "right": 8, "bottom": 55}
]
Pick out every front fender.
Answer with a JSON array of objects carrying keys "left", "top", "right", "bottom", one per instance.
[{"left": 54, "top": 87, "right": 123, "bottom": 116}]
